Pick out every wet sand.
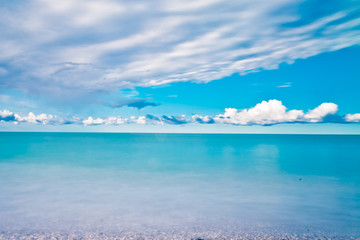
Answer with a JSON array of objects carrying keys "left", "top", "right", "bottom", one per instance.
[{"left": 0, "top": 230, "right": 357, "bottom": 240}]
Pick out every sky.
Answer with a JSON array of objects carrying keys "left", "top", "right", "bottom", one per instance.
[{"left": 0, "top": 0, "right": 360, "bottom": 133}]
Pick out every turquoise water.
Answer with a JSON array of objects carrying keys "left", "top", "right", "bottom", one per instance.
[{"left": 0, "top": 133, "right": 359, "bottom": 235}]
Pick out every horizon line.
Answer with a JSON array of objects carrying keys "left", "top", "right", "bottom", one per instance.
[{"left": 1, "top": 131, "right": 359, "bottom": 136}]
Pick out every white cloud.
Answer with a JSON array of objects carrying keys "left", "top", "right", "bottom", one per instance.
[
  {"left": 0, "top": 110, "right": 65, "bottom": 125},
  {"left": 131, "top": 116, "right": 147, "bottom": 125},
  {"left": 0, "top": 1, "right": 359, "bottom": 96},
  {"left": 0, "top": 110, "right": 16, "bottom": 122},
  {"left": 36, "top": 0, "right": 125, "bottom": 27},
  {"left": 1, "top": 100, "right": 359, "bottom": 127},
  {"left": 192, "top": 115, "right": 215, "bottom": 124},
  {"left": 104, "top": 116, "right": 128, "bottom": 125},
  {"left": 277, "top": 82, "right": 292, "bottom": 88},
  {"left": 206, "top": 100, "right": 340, "bottom": 125},
  {"left": 74, "top": 100, "right": 351, "bottom": 126},
  {"left": 82, "top": 114, "right": 188, "bottom": 126},
  {"left": 303, "top": 103, "right": 338, "bottom": 122},
  {"left": 82, "top": 116, "right": 129, "bottom": 126},
  {"left": 82, "top": 115, "right": 151, "bottom": 126},
  {"left": 214, "top": 100, "right": 305, "bottom": 125},
  {"left": 345, "top": 113, "right": 360, "bottom": 122},
  {"left": 15, "top": 112, "right": 60, "bottom": 125},
  {"left": 82, "top": 117, "right": 105, "bottom": 126}
]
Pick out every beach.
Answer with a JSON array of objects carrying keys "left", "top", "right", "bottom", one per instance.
[{"left": 0, "top": 230, "right": 358, "bottom": 240}]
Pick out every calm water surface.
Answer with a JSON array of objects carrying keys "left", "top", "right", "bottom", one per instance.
[{"left": 0, "top": 133, "right": 359, "bottom": 235}]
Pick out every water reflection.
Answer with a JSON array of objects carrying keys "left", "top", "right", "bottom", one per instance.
[{"left": 0, "top": 133, "right": 359, "bottom": 235}]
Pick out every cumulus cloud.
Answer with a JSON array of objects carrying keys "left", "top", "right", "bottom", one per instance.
[
  {"left": 345, "top": 113, "right": 360, "bottom": 122},
  {"left": 15, "top": 112, "right": 58, "bottom": 125},
  {"left": 82, "top": 117, "right": 106, "bottom": 126},
  {"left": 82, "top": 115, "right": 155, "bottom": 126},
  {"left": 199, "top": 100, "right": 343, "bottom": 125},
  {"left": 0, "top": 0, "right": 359, "bottom": 98},
  {"left": 214, "top": 100, "right": 305, "bottom": 125},
  {"left": 0, "top": 110, "right": 64, "bottom": 125},
  {"left": 82, "top": 116, "right": 128, "bottom": 126},
  {"left": 0, "top": 110, "right": 16, "bottom": 122},
  {"left": 192, "top": 115, "right": 215, "bottom": 124},
  {"left": 1, "top": 100, "right": 360, "bottom": 127},
  {"left": 76, "top": 99, "right": 360, "bottom": 126},
  {"left": 211, "top": 101, "right": 340, "bottom": 126},
  {"left": 303, "top": 103, "right": 338, "bottom": 122}
]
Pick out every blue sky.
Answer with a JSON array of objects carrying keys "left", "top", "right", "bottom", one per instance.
[{"left": 0, "top": 0, "right": 360, "bottom": 133}]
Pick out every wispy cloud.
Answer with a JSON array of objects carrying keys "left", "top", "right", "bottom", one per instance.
[
  {"left": 2, "top": 100, "right": 360, "bottom": 126},
  {"left": 0, "top": 0, "right": 359, "bottom": 99},
  {"left": 161, "top": 115, "right": 188, "bottom": 125},
  {"left": 277, "top": 82, "right": 292, "bottom": 88},
  {"left": 0, "top": 67, "right": 7, "bottom": 76},
  {"left": 108, "top": 98, "right": 160, "bottom": 110}
]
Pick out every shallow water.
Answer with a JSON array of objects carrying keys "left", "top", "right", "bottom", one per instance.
[{"left": 0, "top": 133, "right": 359, "bottom": 236}]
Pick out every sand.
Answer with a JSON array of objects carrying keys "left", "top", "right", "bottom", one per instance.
[{"left": 0, "top": 230, "right": 357, "bottom": 240}]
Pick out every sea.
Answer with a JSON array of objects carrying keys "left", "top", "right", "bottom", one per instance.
[{"left": 0, "top": 133, "right": 359, "bottom": 238}]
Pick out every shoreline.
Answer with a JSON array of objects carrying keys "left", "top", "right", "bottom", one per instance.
[{"left": 0, "top": 230, "right": 358, "bottom": 240}]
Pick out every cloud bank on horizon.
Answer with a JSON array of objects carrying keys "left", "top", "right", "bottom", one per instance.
[
  {"left": 2, "top": 100, "right": 360, "bottom": 126},
  {"left": 0, "top": 0, "right": 360, "bottom": 99}
]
